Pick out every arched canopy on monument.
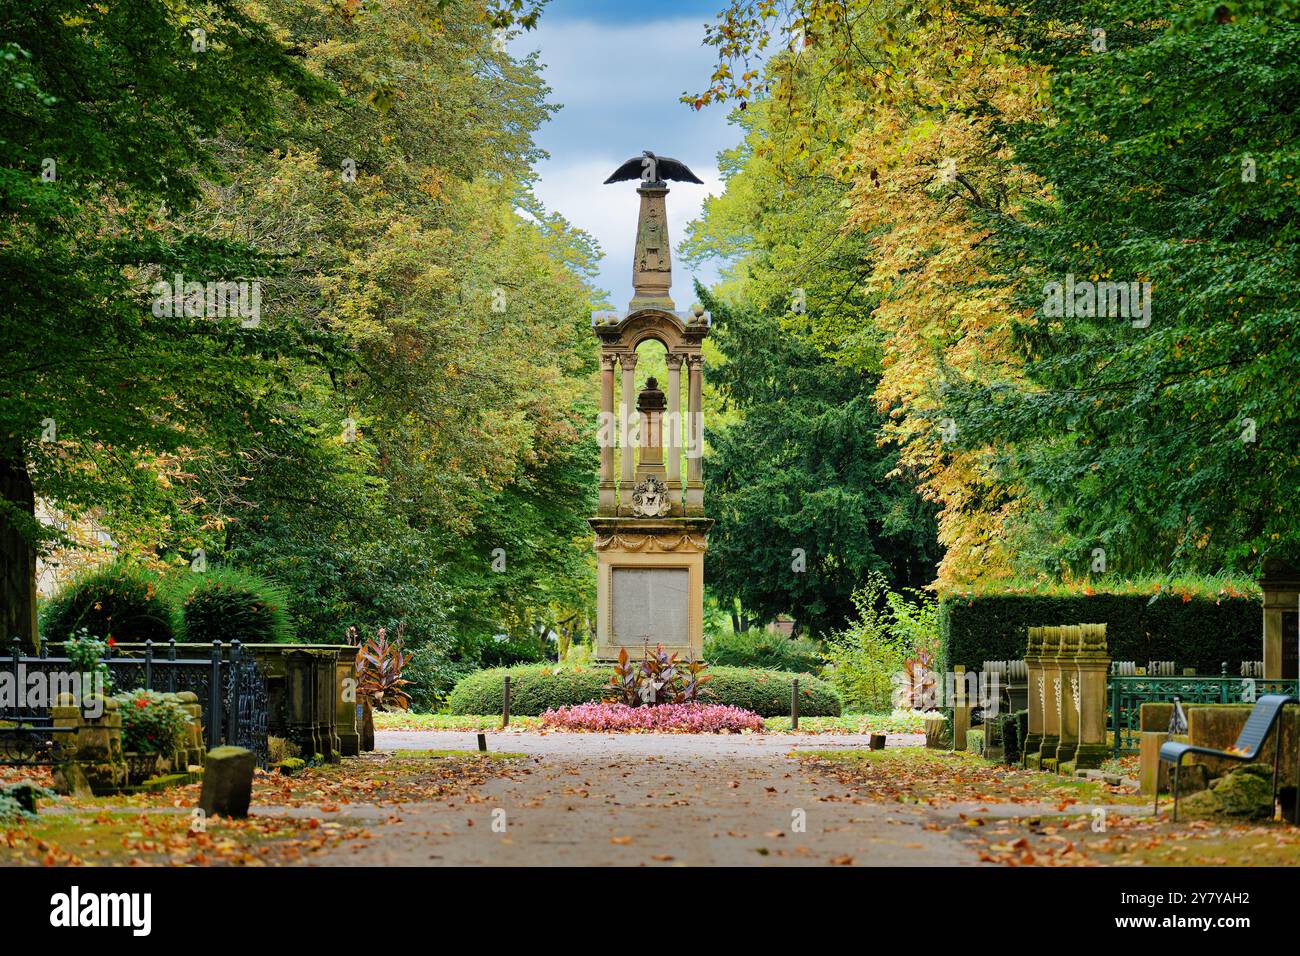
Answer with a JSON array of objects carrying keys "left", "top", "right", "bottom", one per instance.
[{"left": 593, "top": 307, "right": 708, "bottom": 352}]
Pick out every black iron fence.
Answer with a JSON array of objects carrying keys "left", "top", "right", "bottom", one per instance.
[
  {"left": 0, "top": 638, "right": 269, "bottom": 766},
  {"left": 1109, "top": 674, "right": 1300, "bottom": 755}
]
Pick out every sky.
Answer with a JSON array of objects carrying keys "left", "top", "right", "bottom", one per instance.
[{"left": 509, "top": 0, "right": 740, "bottom": 309}]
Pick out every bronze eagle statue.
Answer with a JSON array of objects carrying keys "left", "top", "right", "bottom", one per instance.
[{"left": 604, "top": 150, "right": 703, "bottom": 186}]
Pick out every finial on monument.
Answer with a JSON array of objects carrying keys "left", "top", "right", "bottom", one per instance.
[
  {"left": 603, "top": 150, "right": 704, "bottom": 187},
  {"left": 604, "top": 150, "right": 703, "bottom": 312}
]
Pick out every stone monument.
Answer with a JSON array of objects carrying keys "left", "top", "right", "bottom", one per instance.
[{"left": 591, "top": 150, "right": 711, "bottom": 660}]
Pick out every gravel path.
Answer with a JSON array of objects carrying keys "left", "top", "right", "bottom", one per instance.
[{"left": 307, "top": 731, "right": 989, "bottom": 867}]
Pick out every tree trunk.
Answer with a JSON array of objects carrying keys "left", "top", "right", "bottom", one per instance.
[{"left": 0, "top": 447, "right": 38, "bottom": 653}]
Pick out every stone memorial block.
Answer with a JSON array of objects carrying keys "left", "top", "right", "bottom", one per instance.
[
  {"left": 199, "top": 745, "right": 256, "bottom": 819},
  {"left": 612, "top": 567, "right": 689, "bottom": 648}
]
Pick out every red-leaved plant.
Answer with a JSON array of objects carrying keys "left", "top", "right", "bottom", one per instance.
[
  {"left": 353, "top": 623, "right": 413, "bottom": 712},
  {"left": 606, "top": 644, "right": 712, "bottom": 707}
]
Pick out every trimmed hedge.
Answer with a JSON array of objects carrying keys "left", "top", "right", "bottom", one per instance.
[
  {"left": 939, "top": 590, "right": 1259, "bottom": 675},
  {"left": 448, "top": 664, "right": 843, "bottom": 717},
  {"left": 703, "top": 630, "right": 823, "bottom": 675}
]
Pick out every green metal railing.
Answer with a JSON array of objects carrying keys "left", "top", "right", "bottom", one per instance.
[{"left": 1109, "top": 675, "right": 1299, "bottom": 755}]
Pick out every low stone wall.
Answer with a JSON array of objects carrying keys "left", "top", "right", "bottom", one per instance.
[
  {"left": 88, "top": 642, "right": 359, "bottom": 762},
  {"left": 1138, "top": 702, "right": 1300, "bottom": 794}
]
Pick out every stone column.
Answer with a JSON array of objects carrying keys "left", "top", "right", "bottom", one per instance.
[
  {"left": 629, "top": 184, "right": 674, "bottom": 311},
  {"left": 335, "top": 647, "right": 360, "bottom": 758},
  {"left": 619, "top": 353, "right": 637, "bottom": 492},
  {"left": 1022, "top": 626, "right": 1044, "bottom": 768},
  {"left": 599, "top": 354, "right": 617, "bottom": 514},
  {"left": 1054, "top": 625, "right": 1080, "bottom": 770},
  {"left": 685, "top": 353, "right": 704, "bottom": 516},
  {"left": 636, "top": 378, "right": 666, "bottom": 478},
  {"left": 1262, "top": 559, "right": 1299, "bottom": 679},
  {"left": 1035, "top": 626, "right": 1062, "bottom": 771},
  {"left": 951, "top": 665, "right": 970, "bottom": 752},
  {"left": 665, "top": 353, "right": 682, "bottom": 511},
  {"left": 1073, "top": 622, "right": 1110, "bottom": 770}
]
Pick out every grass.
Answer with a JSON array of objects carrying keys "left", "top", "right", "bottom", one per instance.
[
  {"left": 0, "top": 750, "right": 524, "bottom": 866},
  {"left": 373, "top": 712, "right": 542, "bottom": 731}
]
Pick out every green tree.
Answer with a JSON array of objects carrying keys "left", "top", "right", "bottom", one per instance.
[
  {"left": 0, "top": 0, "right": 327, "bottom": 648},
  {"left": 701, "top": 288, "right": 939, "bottom": 637},
  {"left": 949, "top": 0, "right": 1300, "bottom": 576}
]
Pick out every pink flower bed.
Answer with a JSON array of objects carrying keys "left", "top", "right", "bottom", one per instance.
[{"left": 540, "top": 702, "right": 765, "bottom": 734}]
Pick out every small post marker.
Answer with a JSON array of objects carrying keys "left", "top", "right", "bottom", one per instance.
[
  {"left": 869, "top": 733, "right": 886, "bottom": 750},
  {"left": 791, "top": 678, "right": 800, "bottom": 731},
  {"left": 502, "top": 675, "right": 512, "bottom": 728},
  {"left": 477, "top": 732, "right": 487, "bottom": 752}
]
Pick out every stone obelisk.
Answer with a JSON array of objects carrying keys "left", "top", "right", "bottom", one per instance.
[{"left": 589, "top": 154, "right": 712, "bottom": 660}]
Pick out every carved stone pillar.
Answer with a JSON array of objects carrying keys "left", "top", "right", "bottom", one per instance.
[
  {"left": 1054, "top": 625, "right": 1080, "bottom": 770},
  {"left": 1022, "top": 626, "right": 1043, "bottom": 768},
  {"left": 1074, "top": 623, "right": 1110, "bottom": 770},
  {"left": 636, "top": 378, "right": 666, "bottom": 478},
  {"left": 619, "top": 353, "right": 637, "bottom": 489},
  {"left": 599, "top": 355, "right": 617, "bottom": 514},
  {"left": 630, "top": 184, "right": 674, "bottom": 311},
  {"left": 685, "top": 353, "right": 704, "bottom": 516},
  {"left": 1034, "top": 626, "right": 1062, "bottom": 771},
  {"left": 665, "top": 353, "right": 682, "bottom": 508}
]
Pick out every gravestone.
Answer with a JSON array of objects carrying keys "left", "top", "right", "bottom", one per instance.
[{"left": 199, "top": 745, "right": 256, "bottom": 818}]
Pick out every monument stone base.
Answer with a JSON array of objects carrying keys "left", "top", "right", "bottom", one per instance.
[{"left": 590, "top": 517, "right": 712, "bottom": 661}]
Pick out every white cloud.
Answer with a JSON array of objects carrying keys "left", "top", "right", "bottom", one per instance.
[{"left": 512, "top": 15, "right": 734, "bottom": 306}]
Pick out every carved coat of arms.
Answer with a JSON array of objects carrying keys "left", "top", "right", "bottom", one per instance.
[{"left": 630, "top": 476, "right": 671, "bottom": 517}]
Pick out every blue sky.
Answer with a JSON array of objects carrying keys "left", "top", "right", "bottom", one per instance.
[{"left": 509, "top": 0, "right": 740, "bottom": 308}]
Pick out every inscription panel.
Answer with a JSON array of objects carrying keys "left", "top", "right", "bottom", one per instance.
[{"left": 611, "top": 567, "right": 689, "bottom": 647}]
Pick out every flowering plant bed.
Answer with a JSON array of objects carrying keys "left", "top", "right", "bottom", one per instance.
[{"left": 540, "top": 702, "right": 764, "bottom": 734}]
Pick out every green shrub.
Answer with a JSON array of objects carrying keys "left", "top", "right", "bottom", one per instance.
[
  {"left": 704, "top": 629, "right": 822, "bottom": 674},
  {"left": 1000, "top": 711, "right": 1022, "bottom": 765},
  {"left": 0, "top": 782, "right": 54, "bottom": 824},
  {"left": 968, "top": 729, "right": 984, "bottom": 756},
  {"left": 448, "top": 664, "right": 843, "bottom": 717},
  {"left": 939, "top": 584, "right": 1259, "bottom": 675},
  {"left": 114, "top": 689, "right": 190, "bottom": 755},
  {"left": 706, "top": 667, "right": 841, "bottom": 717},
  {"left": 174, "top": 566, "right": 294, "bottom": 645},
  {"left": 404, "top": 644, "right": 477, "bottom": 713},
  {"left": 40, "top": 561, "right": 173, "bottom": 646},
  {"left": 821, "top": 574, "right": 939, "bottom": 711}
]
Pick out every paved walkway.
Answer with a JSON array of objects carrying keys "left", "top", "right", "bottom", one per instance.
[{"left": 307, "top": 731, "right": 990, "bottom": 866}]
